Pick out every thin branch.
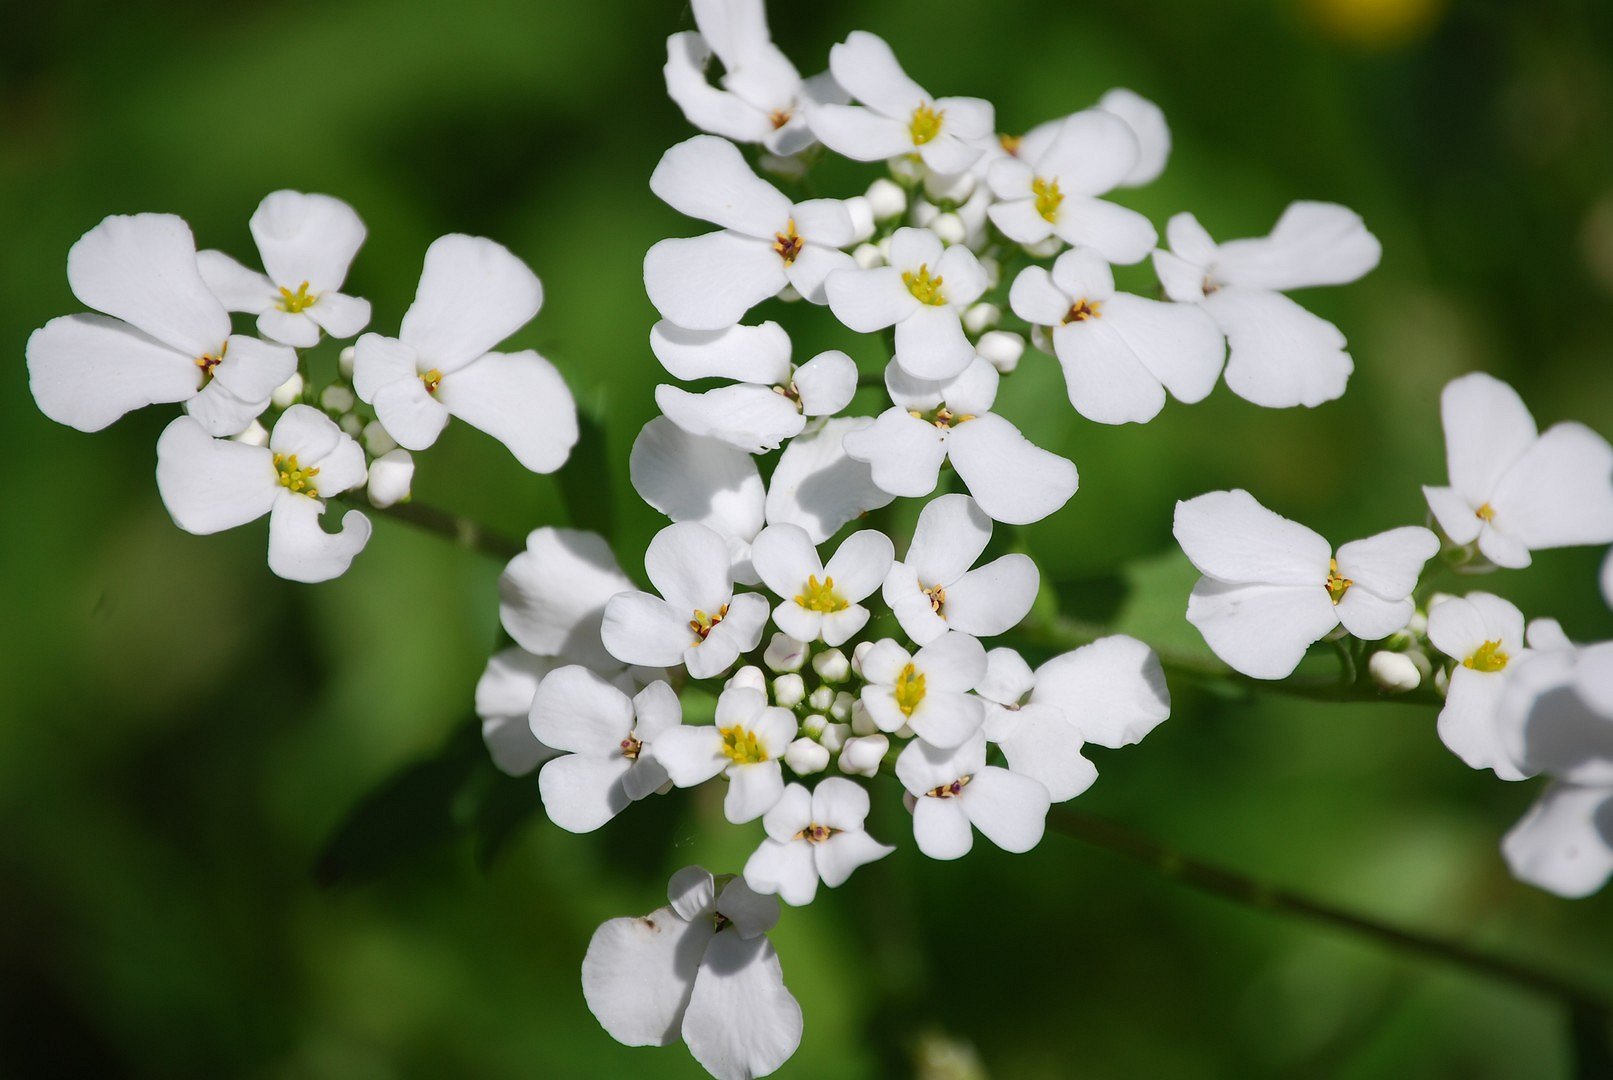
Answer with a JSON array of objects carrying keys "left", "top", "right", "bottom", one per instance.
[
  {"left": 1046, "top": 806, "right": 1612, "bottom": 1013},
  {"left": 369, "top": 501, "right": 524, "bottom": 561}
]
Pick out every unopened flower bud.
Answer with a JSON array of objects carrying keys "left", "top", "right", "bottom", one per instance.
[
  {"left": 819, "top": 721, "right": 851, "bottom": 754},
  {"left": 366, "top": 448, "right": 414, "bottom": 509},
  {"left": 876, "top": 236, "right": 893, "bottom": 264},
  {"left": 772, "top": 673, "right": 807, "bottom": 708},
  {"left": 851, "top": 640, "right": 874, "bottom": 678},
  {"left": 962, "top": 303, "right": 1001, "bottom": 336},
  {"left": 801, "top": 713, "right": 827, "bottom": 740},
  {"left": 850, "top": 700, "right": 878, "bottom": 736},
  {"left": 978, "top": 254, "right": 1002, "bottom": 290},
  {"left": 1029, "top": 323, "right": 1055, "bottom": 356},
  {"left": 910, "top": 198, "right": 940, "bottom": 228},
  {"left": 777, "top": 283, "right": 803, "bottom": 303},
  {"left": 726, "top": 665, "right": 766, "bottom": 694},
  {"left": 759, "top": 152, "right": 808, "bottom": 181},
  {"left": 843, "top": 195, "right": 876, "bottom": 243},
  {"left": 838, "top": 734, "right": 889, "bottom": 777},
  {"left": 808, "top": 685, "right": 835, "bottom": 712},
  {"left": 785, "top": 737, "right": 830, "bottom": 776},
  {"left": 922, "top": 167, "right": 976, "bottom": 205},
  {"left": 886, "top": 154, "right": 924, "bottom": 184},
  {"left": 1434, "top": 665, "right": 1451, "bottom": 696},
  {"left": 1368, "top": 651, "right": 1421, "bottom": 693},
  {"left": 931, "top": 212, "right": 967, "bottom": 246},
  {"left": 852, "top": 242, "right": 883, "bottom": 269},
  {"left": 830, "top": 690, "right": 854, "bottom": 721},
  {"left": 320, "top": 384, "right": 356, "bottom": 414},
  {"left": 865, "top": 177, "right": 907, "bottom": 220},
  {"left": 339, "top": 412, "right": 364, "bottom": 438},
  {"left": 1023, "top": 235, "right": 1062, "bottom": 258},
  {"left": 977, "top": 330, "right": 1025, "bottom": 374},
  {"left": 338, "top": 346, "right": 356, "bottom": 379},
  {"left": 764, "top": 633, "right": 807, "bottom": 673},
  {"left": 812, "top": 648, "right": 850, "bottom": 683},
  {"left": 1407, "top": 609, "right": 1428, "bottom": 635},
  {"left": 232, "top": 419, "right": 269, "bottom": 447},
  {"left": 271, "top": 372, "right": 304, "bottom": 409},
  {"left": 363, "top": 419, "right": 398, "bottom": 457}
]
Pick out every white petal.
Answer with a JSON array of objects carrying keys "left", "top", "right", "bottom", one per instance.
[
  {"left": 254, "top": 308, "right": 321, "bottom": 349},
  {"left": 602, "top": 592, "right": 698, "bottom": 668},
  {"left": 987, "top": 198, "right": 1057, "bottom": 245},
  {"left": 908, "top": 690, "right": 986, "bottom": 748},
  {"left": 726, "top": 760, "right": 785, "bottom": 823},
  {"left": 430, "top": 349, "right": 579, "bottom": 473},
  {"left": 1499, "top": 649, "right": 1613, "bottom": 784},
  {"left": 911, "top": 795, "right": 974, "bottom": 860},
  {"left": 683, "top": 932, "right": 803, "bottom": 1080},
  {"left": 1008, "top": 265, "right": 1075, "bottom": 326},
  {"left": 656, "top": 382, "right": 805, "bottom": 453},
  {"left": 530, "top": 665, "right": 633, "bottom": 754},
  {"left": 1035, "top": 109, "right": 1140, "bottom": 196},
  {"left": 1424, "top": 485, "right": 1484, "bottom": 546},
  {"left": 827, "top": 30, "right": 925, "bottom": 116},
  {"left": 1334, "top": 590, "right": 1415, "bottom": 641},
  {"left": 1173, "top": 488, "right": 1332, "bottom": 585},
  {"left": 632, "top": 417, "right": 766, "bottom": 546},
  {"left": 1102, "top": 294, "right": 1225, "bottom": 405},
  {"left": 713, "top": 874, "right": 782, "bottom": 937},
  {"left": 539, "top": 754, "right": 633, "bottom": 833},
  {"left": 650, "top": 319, "right": 792, "bottom": 384},
  {"left": 476, "top": 647, "right": 560, "bottom": 776},
  {"left": 498, "top": 527, "right": 634, "bottom": 669},
  {"left": 895, "top": 729, "right": 985, "bottom": 794},
  {"left": 1438, "top": 667, "right": 1530, "bottom": 780},
  {"left": 272, "top": 404, "right": 367, "bottom": 493},
  {"left": 750, "top": 523, "right": 822, "bottom": 598},
  {"left": 646, "top": 521, "right": 735, "bottom": 615},
  {"left": 822, "top": 530, "right": 895, "bottom": 602},
  {"left": 644, "top": 231, "right": 787, "bottom": 331},
  {"left": 841, "top": 407, "right": 947, "bottom": 499},
  {"left": 992, "top": 705, "right": 1097, "bottom": 802},
  {"left": 651, "top": 135, "right": 792, "bottom": 237},
  {"left": 1490, "top": 423, "right": 1613, "bottom": 551},
  {"left": 196, "top": 250, "right": 274, "bottom": 313},
  {"left": 582, "top": 907, "right": 711, "bottom": 1047},
  {"left": 916, "top": 131, "right": 982, "bottom": 175},
  {"left": 791, "top": 198, "right": 858, "bottom": 249},
  {"left": 664, "top": 32, "right": 775, "bottom": 144},
  {"left": 962, "top": 767, "right": 1049, "bottom": 852},
  {"left": 1049, "top": 246, "right": 1116, "bottom": 301},
  {"left": 372, "top": 376, "right": 451, "bottom": 452},
  {"left": 792, "top": 349, "right": 857, "bottom": 416},
  {"left": 1052, "top": 196, "right": 1157, "bottom": 265},
  {"left": 1097, "top": 88, "right": 1170, "bottom": 187},
  {"left": 935, "top": 245, "right": 989, "bottom": 306},
  {"left": 806, "top": 102, "right": 914, "bottom": 160},
  {"left": 907, "top": 492, "right": 993, "bottom": 587},
  {"left": 1335, "top": 526, "right": 1440, "bottom": 600},
  {"left": 978, "top": 647, "right": 1036, "bottom": 708},
  {"left": 1212, "top": 201, "right": 1381, "bottom": 292},
  {"left": 764, "top": 416, "right": 894, "bottom": 543},
  {"left": 1166, "top": 211, "right": 1218, "bottom": 265},
  {"left": 815, "top": 829, "right": 893, "bottom": 887},
  {"left": 27, "top": 314, "right": 200, "bottom": 433},
  {"left": 306, "top": 291, "right": 372, "bottom": 340},
  {"left": 1152, "top": 249, "right": 1208, "bottom": 303},
  {"left": 1502, "top": 783, "right": 1613, "bottom": 899},
  {"left": 1186, "top": 579, "right": 1339, "bottom": 680},
  {"left": 670, "top": 866, "right": 718, "bottom": 920},
  {"left": 250, "top": 190, "right": 366, "bottom": 293},
  {"left": 67, "top": 213, "right": 229, "bottom": 356},
  {"left": 654, "top": 725, "right": 729, "bottom": 788},
  {"left": 883, "top": 562, "right": 949, "bottom": 646},
  {"left": 1437, "top": 371, "right": 1539, "bottom": 506},
  {"left": 1050, "top": 320, "right": 1166, "bottom": 425},
  {"left": 948, "top": 413, "right": 1079, "bottom": 526},
  {"left": 744, "top": 838, "right": 819, "bottom": 905},
  {"left": 1426, "top": 592, "right": 1526, "bottom": 660},
  {"left": 193, "top": 334, "right": 297, "bottom": 434},
  {"left": 1205, "top": 287, "right": 1353, "bottom": 409},
  {"left": 1031, "top": 635, "right": 1171, "bottom": 748},
  {"left": 761, "top": 783, "right": 813, "bottom": 841},
  {"left": 691, "top": 592, "right": 770, "bottom": 680},
  {"left": 939, "top": 555, "right": 1039, "bottom": 640},
  {"left": 824, "top": 265, "right": 916, "bottom": 332},
  {"left": 351, "top": 333, "right": 419, "bottom": 402},
  {"left": 399, "top": 234, "right": 541, "bottom": 370},
  {"left": 155, "top": 416, "right": 277, "bottom": 534},
  {"left": 786, "top": 243, "right": 856, "bottom": 306},
  {"left": 266, "top": 495, "right": 371, "bottom": 583},
  {"left": 894, "top": 304, "right": 975, "bottom": 381}
]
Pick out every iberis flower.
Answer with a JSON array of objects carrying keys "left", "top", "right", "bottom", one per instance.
[
  {"left": 742, "top": 777, "right": 895, "bottom": 905},
  {"left": 896, "top": 731, "right": 1052, "bottom": 860},
  {"left": 750, "top": 523, "right": 893, "bottom": 646},
  {"left": 654, "top": 685, "right": 799, "bottom": 822},
  {"left": 1426, "top": 592, "right": 1533, "bottom": 780},
  {"left": 859, "top": 631, "right": 988, "bottom": 748}
]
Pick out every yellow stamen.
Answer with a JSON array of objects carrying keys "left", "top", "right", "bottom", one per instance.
[
  {"left": 195, "top": 340, "right": 227, "bottom": 383},
  {"left": 1032, "top": 176, "right": 1063, "bottom": 222},
  {"left": 773, "top": 219, "right": 803, "bottom": 265},
  {"left": 1464, "top": 640, "right": 1510, "bottom": 673},
  {"left": 909, "top": 102, "right": 944, "bottom": 145},
  {"left": 1475, "top": 503, "right": 1496, "bottom": 522},
  {"left": 1325, "top": 558, "right": 1352, "bottom": 605},
  {"left": 923, "top": 582, "right": 946, "bottom": 615},
  {"left": 1063, "top": 299, "right": 1101, "bottom": 323},
  {"left": 794, "top": 574, "right": 848, "bottom": 614},
  {"left": 769, "top": 108, "right": 793, "bottom": 130},
  {"left": 276, "top": 281, "right": 317, "bottom": 314},
  {"left": 618, "top": 735, "right": 642, "bottom": 761},
  {"left": 894, "top": 662, "right": 927, "bottom": 717},
  {"left": 720, "top": 724, "right": 767, "bottom": 765},
  {"left": 999, "top": 132, "right": 1022, "bottom": 156},
  {"left": 795, "top": 823, "right": 836, "bottom": 843},
  {"left": 273, "top": 453, "right": 320, "bottom": 497},
  {"left": 926, "top": 775, "right": 971, "bottom": 799},
  {"left": 421, "top": 368, "right": 444, "bottom": 394},
  {"left": 903, "top": 264, "right": 947, "bottom": 306},
  {"left": 689, "top": 603, "right": 730, "bottom": 641}
]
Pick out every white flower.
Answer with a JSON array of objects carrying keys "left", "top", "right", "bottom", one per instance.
[
  {"left": 530, "top": 666, "right": 680, "bottom": 833},
  {"left": 825, "top": 227, "right": 988, "bottom": 380},
  {"left": 1174, "top": 489, "right": 1440, "bottom": 679},
  {"left": 977, "top": 638, "right": 1169, "bottom": 800},
  {"left": 1093, "top": 88, "right": 1171, "bottom": 187},
  {"left": 1367, "top": 650, "right": 1422, "bottom": 693},
  {"left": 1152, "top": 202, "right": 1381, "bottom": 408},
  {"left": 655, "top": 686, "right": 798, "bottom": 823},
  {"left": 1502, "top": 783, "right": 1613, "bottom": 900},
  {"left": 881, "top": 494, "right": 1040, "bottom": 645},
  {"left": 499, "top": 527, "right": 639, "bottom": 672},
  {"left": 1009, "top": 247, "right": 1224, "bottom": 425},
  {"left": 808, "top": 31, "right": 993, "bottom": 175},
  {"left": 602, "top": 522, "right": 770, "bottom": 680},
  {"left": 1422, "top": 372, "right": 1613, "bottom": 569},
  {"left": 644, "top": 136, "right": 856, "bottom": 329},
  {"left": 28, "top": 213, "right": 296, "bottom": 436},
  {"left": 631, "top": 417, "right": 765, "bottom": 582},
  {"left": 352, "top": 234, "right": 578, "bottom": 472},
  {"left": 1425, "top": 592, "right": 1532, "bottom": 780},
  {"left": 763, "top": 416, "right": 895, "bottom": 543},
  {"left": 365, "top": 448, "right": 413, "bottom": 508},
  {"left": 475, "top": 646, "right": 562, "bottom": 777},
  {"left": 582, "top": 866, "right": 801, "bottom": 1080},
  {"left": 155, "top": 404, "right": 370, "bottom": 582},
  {"left": 664, "top": 0, "right": 844, "bottom": 156},
  {"left": 743, "top": 778, "right": 894, "bottom": 905},
  {"left": 751, "top": 524, "right": 893, "bottom": 646},
  {"left": 650, "top": 320, "right": 857, "bottom": 452},
  {"left": 895, "top": 731, "right": 1051, "bottom": 860},
  {"left": 196, "top": 190, "right": 372, "bottom": 348},
  {"left": 986, "top": 110, "right": 1157, "bottom": 264},
  {"left": 859, "top": 632, "right": 987, "bottom": 748}
]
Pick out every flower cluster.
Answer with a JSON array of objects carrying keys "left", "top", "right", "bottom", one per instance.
[{"left": 27, "top": 193, "right": 579, "bottom": 581}]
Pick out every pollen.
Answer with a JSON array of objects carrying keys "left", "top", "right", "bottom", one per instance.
[
  {"left": 795, "top": 574, "right": 848, "bottom": 614},
  {"left": 276, "top": 281, "right": 317, "bottom": 314},
  {"left": 1325, "top": 558, "right": 1352, "bottom": 605},
  {"left": 769, "top": 108, "right": 793, "bottom": 130},
  {"left": 689, "top": 603, "right": 730, "bottom": 642},
  {"left": 1475, "top": 503, "right": 1496, "bottom": 522},
  {"left": 922, "top": 582, "right": 946, "bottom": 615},
  {"left": 773, "top": 220, "right": 804, "bottom": 265},
  {"left": 1464, "top": 639, "right": 1510, "bottom": 673},
  {"left": 618, "top": 734, "right": 643, "bottom": 761},
  {"left": 903, "top": 264, "right": 947, "bottom": 306},
  {"left": 1032, "top": 176, "right": 1063, "bottom": 222},
  {"left": 720, "top": 724, "right": 768, "bottom": 765},
  {"left": 273, "top": 453, "right": 320, "bottom": 498},
  {"left": 421, "top": 368, "right": 444, "bottom": 394},
  {"left": 894, "top": 662, "right": 927, "bottom": 717},
  {"left": 999, "top": 132, "right": 1022, "bottom": 156},
  {"left": 909, "top": 102, "right": 945, "bottom": 145},
  {"left": 926, "top": 774, "right": 972, "bottom": 799},
  {"left": 795, "top": 823, "right": 836, "bottom": 844},
  {"left": 195, "top": 340, "right": 227, "bottom": 382},
  {"left": 1063, "top": 299, "right": 1101, "bottom": 323}
]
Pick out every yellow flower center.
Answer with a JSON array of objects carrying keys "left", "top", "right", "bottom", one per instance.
[
  {"left": 795, "top": 823, "right": 836, "bottom": 844},
  {"left": 903, "top": 264, "right": 947, "bottom": 306},
  {"left": 1464, "top": 640, "right": 1510, "bottom": 673},
  {"left": 720, "top": 724, "right": 767, "bottom": 765},
  {"left": 1475, "top": 503, "right": 1496, "bottom": 522},
  {"left": 1063, "top": 299, "right": 1101, "bottom": 323},
  {"left": 769, "top": 108, "right": 793, "bottom": 129},
  {"left": 999, "top": 132, "right": 1022, "bottom": 156},
  {"left": 617, "top": 735, "right": 642, "bottom": 761},
  {"left": 689, "top": 604, "right": 730, "bottom": 642},
  {"left": 1325, "top": 558, "right": 1352, "bottom": 605},
  {"left": 894, "top": 662, "right": 927, "bottom": 717},
  {"left": 923, "top": 582, "right": 947, "bottom": 614},
  {"left": 1033, "top": 176, "right": 1063, "bottom": 222},
  {"left": 195, "top": 340, "right": 227, "bottom": 384},
  {"left": 773, "top": 219, "right": 803, "bottom": 265},
  {"left": 421, "top": 368, "right": 444, "bottom": 394},
  {"left": 909, "top": 102, "right": 945, "bottom": 145},
  {"left": 926, "top": 774, "right": 972, "bottom": 799},
  {"left": 277, "top": 281, "right": 317, "bottom": 314},
  {"left": 795, "top": 574, "right": 848, "bottom": 614},
  {"left": 273, "top": 453, "right": 320, "bottom": 498}
]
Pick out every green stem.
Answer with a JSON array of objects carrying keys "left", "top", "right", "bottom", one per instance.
[
  {"left": 370, "top": 501, "right": 524, "bottom": 561},
  {"left": 1046, "top": 806, "right": 1612, "bottom": 1014}
]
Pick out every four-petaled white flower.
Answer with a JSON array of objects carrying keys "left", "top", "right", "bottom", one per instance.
[
  {"left": 352, "top": 234, "right": 578, "bottom": 473},
  {"left": 1426, "top": 592, "right": 1533, "bottom": 780},
  {"left": 1174, "top": 489, "right": 1439, "bottom": 679},
  {"left": 881, "top": 494, "right": 1040, "bottom": 646},
  {"left": 655, "top": 685, "right": 798, "bottom": 823},
  {"left": 602, "top": 522, "right": 770, "bottom": 679},
  {"left": 986, "top": 109, "right": 1157, "bottom": 264},
  {"left": 643, "top": 135, "right": 856, "bottom": 329},
  {"left": 1423, "top": 372, "right": 1613, "bottom": 569},
  {"left": 1009, "top": 247, "right": 1224, "bottom": 425},
  {"left": 583, "top": 865, "right": 801, "bottom": 1080},
  {"left": 825, "top": 227, "right": 988, "bottom": 380},
  {"left": 896, "top": 731, "right": 1051, "bottom": 860},
  {"left": 751, "top": 523, "right": 893, "bottom": 646},
  {"left": 808, "top": 31, "right": 993, "bottom": 176},
  {"left": 1152, "top": 202, "right": 1381, "bottom": 408},
  {"left": 155, "top": 404, "right": 371, "bottom": 583},
  {"left": 664, "top": 0, "right": 844, "bottom": 156},
  {"left": 197, "top": 190, "right": 372, "bottom": 348},
  {"left": 743, "top": 777, "right": 895, "bottom": 905},
  {"left": 651, "top": 320, "right": 857, "bottom": 453},
  {"left": 859, "top": 632, "right": 987, "bottom": 748},
  {"left": 530, "top": 666, "right": 680, "bottom": 833},
  {"left": 843, "top": 357, "right": 1079, "bottom": 525},
  {"left": 28, "top": 213, "right": 295, "bottom": 436},
  {"left": 977, "top": 638, "right": 1169, "bottom": 800}
]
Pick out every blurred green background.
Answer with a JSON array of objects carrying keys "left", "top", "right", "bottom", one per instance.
[{"left": 4, "top": 0, "right": 1613, "bottom": 1076}]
